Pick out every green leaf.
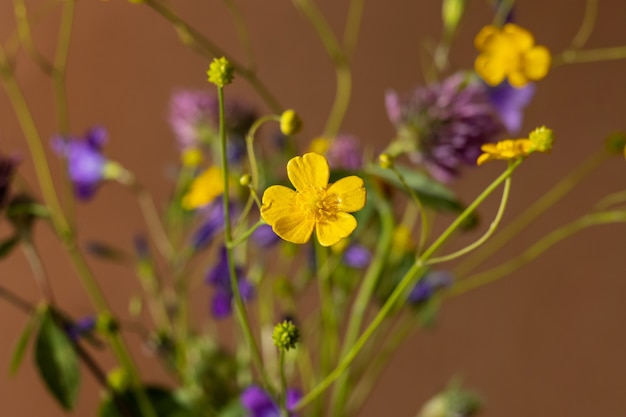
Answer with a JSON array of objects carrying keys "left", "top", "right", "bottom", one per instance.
[
  {"left": 34, "top": 308, "right": 80, "bottom": 410},
  {"left": 0, "top": 235, "right": 19, "bottom": 258},
  {"left": 9, "top": 310, "right": 42, "bottom": 376},
  {"left": 216, "top": 401, "right": 247, "bottom": 417},
  {"left": 365, "top": 163, "right": 465, "bottom": 213},
  {"left": 99, "top": 387, "right": 194, "bottom": 417}
]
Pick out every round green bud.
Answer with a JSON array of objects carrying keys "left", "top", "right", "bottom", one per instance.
[
  {"left": 272, "top": 320, "right": 299, "bottom": 351},
  {"left": 280, "top": 109, "right": 302, "bottom": 136},
  {"left": 239, "top": 174, "right": 251, "bottom": 187},
  {"left": 605, "top": 132, "right": 626, "bottom": 156},
  {"left": 207, "top": 57, "right": 234, "bottom": 87},
  {"left": 528, "top": 126, "right": 554, "bottom": 153},
  {"left": 107, "top": 367, "right": 129, "bottom": 392},
  {"left": 379, "top": 153, "right": 393, "bottom": 169}
]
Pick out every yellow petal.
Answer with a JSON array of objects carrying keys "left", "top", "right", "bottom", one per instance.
[
  {"left": 273, "top": 213, "right": 315, "bottom": 244},
  {"left": 474, "top": 25, "right": 499, "bottom": 51},
  {"left": 503, "top": 23, "right": 534, "bottom": 51},
  {"left": 326, "top": 176, "right": 366, "bottom": 213},
  {"left": 523, "top": 46, "right": 551, "bottom": 81},
  {"left": 260, "top": 185, "right": 297, "bottom": 226},
  {"left": 476, "top": 153, "right": 493, "bottom": 166},
  {"left": 316, "top": 212, "right": 357, "bottom": 247},
  {"left": 287, "top": 152, "right": 330, "bottom": 192},
  {"left": 507, "top": 71, "right": 529, "bottom": 88},
  {"left": 475, "top": 55, "right": 506, "bottom": 86},
  {"left": 182, "top": 166, "right": 223, "bottom": 210}
]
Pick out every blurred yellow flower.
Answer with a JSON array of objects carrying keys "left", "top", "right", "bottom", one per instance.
[
  {"left": 261, "top": 153, "right": 366, "bottom": 247},
  {"left": 474, "top": 23, "right": 551, "bottom": 87},
  {"left": 476, "top": 139, "right": 532, "bottom": 166},
  {"left": 182, "top": 166, "right": 223, "bottom": 209}
]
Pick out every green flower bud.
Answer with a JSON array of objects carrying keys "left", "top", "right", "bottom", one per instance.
[
  {"left": 280, "top": 109, "right": 302, "bottom": 136},
  {"left": 96, "top": 313, "right": 119, "bottom": 336},
  {"left": 107, "top": 367, "right": 129, "bottom": 392},
  {"left": 528, "top": 126, "right": 555, "bottom": 153},
  {"left": 379, "top": 153, "right": 393, "bottom": 169},
  {"left": 442, "top": 0, "right": 466, "bottom": 35},
  {"left": 239, "top": 174, "right": 252, "bottom": 187},
  {"left": 605, "top": 131, "right": 626, "bottom": 156},
  {"left": 207, "top": 57, "right": 234, "bottom": 87},
  {"left": 272, "top": 320, "right": 299, "bottom": 351}
]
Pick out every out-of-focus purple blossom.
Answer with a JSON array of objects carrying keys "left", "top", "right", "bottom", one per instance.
[
  {"left": 0, "top": 154, "right": 17, "bottom": 208},
  {"left": 52, "top": 127, "right": 110, "bottom": 200},
  {"left": 408, "top": 270, "right": 454, "bottom": 304},
  {"left": 66, "top": 316, "right": 96, "bottom": 341},
  {"left": 486, "top": 80, "right": 535, "bottom": 134},
  {"left": 251, "top": 224, "right": 281, "bottom": 247},
  {"left": 385, "top": 73, "right": 503, "bottom": 182},
  {"left": 205, "top": 247, "right": 255, "bottom": 318},
  {"left": 169, "top": 90, "right": 256, "bottom": 153},
  {"left": 133, "top": 235, "right": 150, "bottom": 259},
  {"left": 343, "top": 244, "right": 371, "bottom": 269},
  {"left": 327, "top": 134, "right": 363, "bottom": 170},
  {"left": 191, "top": 198, "right": 238, "bottom": 250},
  {"left": 241, "top": 385, "right": 302, "bottom": 417}
]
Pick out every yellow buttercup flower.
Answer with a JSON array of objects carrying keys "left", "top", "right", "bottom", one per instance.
[
  {"left": 261, "top": 153, "right": 366, "bottom": 247},
  {"left": 476, "top": 139, "right": 532, "bottom": 166},
  {"left": 182, "top": 166, "right": 224, "bottom": 209},
  {"left": 474, "top": 23, "right": 551, "bottom": 87}
]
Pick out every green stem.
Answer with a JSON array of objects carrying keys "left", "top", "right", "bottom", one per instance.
[
  {"left": 454, "top": 150, "right": 607, "bottom": 277},
  {"left": 131, "top": 181, "right": 175, "bottom": 261},
  {"left": 446, "top": 210, "right": 626, "bottom": 298},
  {"left": 223, "top": 0, "right": 256, "bottom": 70},
  {"left": 315, "top": 239, "right": 339, "bottom": 380},
  {"left": 229, "top": 220, "right": 265, "bottom": 248},
  {"left": 294, "top": 160, "right": 520, "bottom": 410},
  {"left": 553, "top": 45, "right": 626, "bottom": 66},
  {"left": 13, "top": 0, "right": 55, "bottom": 75},
  {"left": 568, "top": 0, "right": 598, "bottom": 50},
  {"left": 390, "top": 165, "right": 429, "bottom": 254},
  {"left": 427, "top": 166, "right": 512, "bottom": 265},
  {"left": 292, "top": 0, "right": 352, "bottom": 138},
  {"left": 142, "top": 0, "right": 282, "bottom": 113},
  {"left": 217, "top": 86, "right": 274, "bottom": 393},
  {"left": 342, "top": 0, "right": 365, "bottom": 60},
  {"left": 21, "top": 238, "right": 55, "bottom": 304},
  {"left": 330, "top": 182, "right": 394, "bottom": 416},
  {"left": 493, "top": 0, "right": 515, "bottom": 27},
  {"left": 278, "top": 350, "right": 289, "bottom": 417}
]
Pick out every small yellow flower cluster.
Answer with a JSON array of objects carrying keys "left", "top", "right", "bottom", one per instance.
[
  {"left": 474, "top": 23, "right": 551, "bottom": 87},
  {"left": 261, "top": 153, "right": 366, "bottom": 247},
  {"left": 182, "top": 166, "right": 224, "bottom": 209},
  {"left": 477, "top": 126, "right": 554, "bottom": 166}
]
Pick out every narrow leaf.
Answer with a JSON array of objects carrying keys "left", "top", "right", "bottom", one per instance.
[
  {"left": 0, "top": 235, "right": 19, "bottom": 258},
  {"left": 9, "top": 310, "right": 41, "bottom": 376},
  {"left": 34, "top": 309, "right": 81, "bottom": 410}
]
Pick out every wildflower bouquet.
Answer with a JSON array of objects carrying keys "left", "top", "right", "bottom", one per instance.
[{"left": 1, "top": 1, "right": 625, "bottom": 416}]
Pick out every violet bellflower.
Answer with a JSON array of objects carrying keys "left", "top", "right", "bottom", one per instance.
[
  {"left": 65, "top": 316, "right": 96, "bottom": 342},
  {"left": 241, "top": 385, "right": 302, "bottom": 417},
  {"left": 52, "top": 127, "right": 115, "bottom": 200},
  {"left": 485, "top": 80, "right": 535, "bottom": 134},
  {"left": 343, "top": 244, "right": 372, "bottom": 269},
  {"left": 408, "top": 270, "right": 454, "bottom": 304},
  {"left": 326, "top": 134, "right": 363, "bottom": 170},
  {"left": 205, "top": 246, "right": 255, "bottom": 318},
  {"left": 251, "top": 224, "right": 281, "bottom": 247},
  {"left": 385, "top": 73, "right": 503, "bottom": 182}
]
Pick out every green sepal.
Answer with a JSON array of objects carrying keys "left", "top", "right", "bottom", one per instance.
[
  {"left": 0, "top": 234, "right": 20, "bottom": 258},
  {"left": 34, "top": 307, "right": 81, "bottom": 410}
]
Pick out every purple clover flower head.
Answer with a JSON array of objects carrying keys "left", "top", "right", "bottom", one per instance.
[
  {"left": 385, "top": 73, "right": 503, "bottom": 182},
  {"left": 66, "top": 316, "right": 96, "bottom": 342},
  {"left": 408, "top": 270, "right": 454, "bottom": 304},
  {"left": 52, "top": 127, "right": 110, "bottom": 200},
  {"left": 486, "top": 80, "right": 535, "bottom": 134},
  {"left": 252, "top": 224, "right": 281, "bottom": 247},
  {"left": 205, "top": 247, "right": 255, "bottom": 318},
  {"left": 327, "top": 134, "right": 363, "bottom": 170},
  {"left": 241, "top": 385, "right": 302, "bottom": 417},
  {"left": 343, "top": 244, "right": 371, "bottom": 269}
]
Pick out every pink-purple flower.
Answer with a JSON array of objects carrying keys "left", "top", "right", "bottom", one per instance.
[
  {"left": 205, "top": 247, "right": 255, "bottom": 318},
  {"left": 241, "top": 385, "right": 301, "bottom": 417}
]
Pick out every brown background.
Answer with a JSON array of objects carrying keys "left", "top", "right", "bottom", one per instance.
[{"left": 0, "top": 0, "right": 625, "bottom": 416}]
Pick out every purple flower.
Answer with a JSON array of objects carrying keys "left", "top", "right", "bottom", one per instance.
[
  {"left": 169, "top": 90, "right": 256, "bottom": 156},
  {"left": 241, "top": 385, "right": 301, "bottom": 417},
  {"left": 251, "top": 224, "right": 281, "bottom": 247},
  {"left": 191, "top": 198, "right": 227, "bottom": 250},
  {"left": 408, "top": 270, "right": 453, "bottom": 304},
  {"left": 486, "top": 80, "right": 535, "bottom": 134},
  {"left": 205, "top": 247, "right": 255, "bottom": 318},
  {"left": 66, "top": 316, "right": 96, "bottom": 341},
  {"left": 327, "top": 135, "right": 363, "bottom": 170},
  {"left": 343, "top": 244, "right": 371, "bottom": 269},
  {"left": 52, "top": 127, "right": 110, "bottom": 200},
  {"left": 385, "top": 73, "right": 503, "bottom": 182}
]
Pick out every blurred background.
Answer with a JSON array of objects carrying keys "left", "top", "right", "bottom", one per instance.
[{"left": 0, "top": 0, "right": 625, "bottom": 416}]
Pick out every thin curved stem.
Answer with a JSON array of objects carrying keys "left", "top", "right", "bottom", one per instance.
[
  {"left": 141, "top": 0, "right": 282, "bottom": 113},
  {"left": 446, "top": 210, "right": 626, "bottom": 298},
  {"left": 343, "top": 0, "right": 365, "bottom": 60},
  {"left": 389, "top": 165, "right": 429, "bottom": 254},
  {"left": 21, "top": 238, "right": 55, "bottom": 304},
  {"left": 223, "top": 0, "right": 256, "bottom": 70},
  {"left": 553, "top": 45, "right": 626, "bottom": 67},
  {"left": 569, "top": 0, "right": 599, "bottom": 50}
]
